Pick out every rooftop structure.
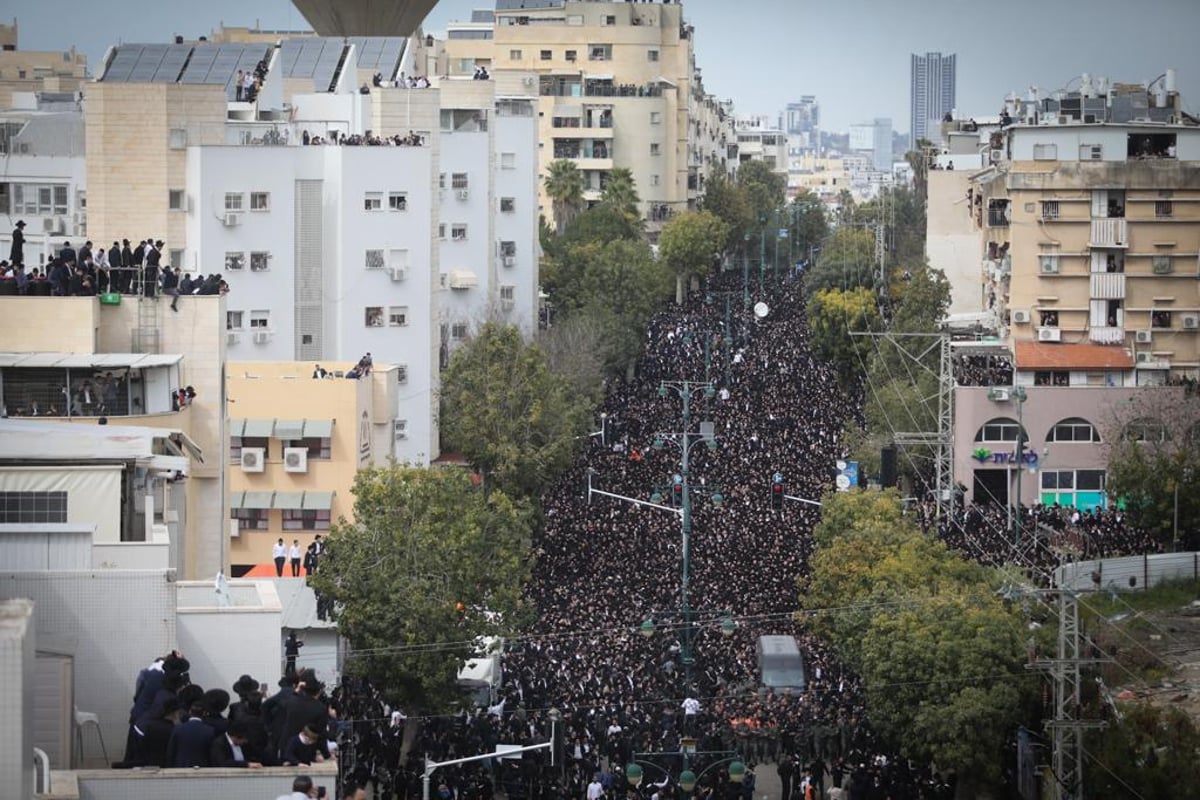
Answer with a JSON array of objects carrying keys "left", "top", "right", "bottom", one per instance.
[{"left": 290, "top": 0, "right": 439, "bottom": 36}]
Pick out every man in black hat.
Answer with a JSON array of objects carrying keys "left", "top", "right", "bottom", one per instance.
[
  {"left": 9, "top": 221, "right": 24, "bottom": 266},
  {"left": 279, "top": 673, "right": 328, "bottom": 760},
  {"left": 262, "top": 674, "right": 297, "bottom": 757},
  {"left": 144, "top": 239, "right": 163, "bottom": 298}
]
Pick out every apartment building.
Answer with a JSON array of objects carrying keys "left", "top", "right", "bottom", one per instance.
[
  {"left": 440, "top": 0, "right": 736, "bottom": 229},
  {"left": 0, "top": 19, "right": 88, "bottom": 110},
  {"left": 735, "top": 115, "right": 788, "bottom": 175},
  {"left": 226, "top": 361, "right": 406, "bottom": 572},
  {"left": 970, "top": 72, "right": 1200, "bottom": 378}
]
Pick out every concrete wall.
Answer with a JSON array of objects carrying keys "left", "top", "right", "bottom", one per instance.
[
  {"left": 926, "top": 170, "right": 985, "bottom": 315},
  {"left": 0, "top": 599, "right": 34, "bottom": 800},
  {"left": 176, "top": 580, "right": 281, "bottom": 693},
  {"left": 1055, "top": 551, "right": 1200, "bottom": 591},
  {"left": 64, "top": 764, "right": 338, "bottom": 800},
  {"left": 0, "top": 296, "right": 97, "bottom": 351},
  {"left": 0, "top": 571, "right": 178, "bottom": 763},
  {"left": 0, "top": 466, "right": 122, "bottom": 544},
  {"left": 92, "top": 542, "right": 170, "bottom": 571}
]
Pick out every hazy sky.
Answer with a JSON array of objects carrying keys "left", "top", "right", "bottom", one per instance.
[{"left": 14, "top": 0, "right": 1200, "bottom": 132}]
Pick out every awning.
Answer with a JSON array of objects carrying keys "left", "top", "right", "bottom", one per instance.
[
  {"left": 0, "top": 352, "right": 184, "bottom": 369},
  {"left": 173, "top": 431, "right": 205, "bottom": 464},
  {"left": 449, "top": 270, "right": 479, "bottom": 289},
  {"left": 273, "top": 420, "right": 305, "bottom": 440},
  {"left": 303, "top": 419, "right": 334, "bottom": 438},
  {"left": 243, "top": 419, "right": 275, "bottom": 438},
  {"left": 302, "top": 491, "right": 334, "bottom": 510},
  {"left": 273, "top": 491, "right": 305, "bottom": 510},
  {"left": 242, "top": 491, "right": 275, "bottom": 509},
  {"left": 230, "top": 491, "right": 245, "bottom": 509},
  {"left": 587, "top": 74, "right": 613, "bottom": 81},
  {"left": 228, "top": 418, "right": 246, "bottom": 437}
]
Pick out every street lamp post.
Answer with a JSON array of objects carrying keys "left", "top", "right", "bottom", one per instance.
[
  {"left": 1011, "top": 386, "right": 1028, "bottom": 547},
  {"left": 742, "top": 234, "right": 751, "bottom": 312}
]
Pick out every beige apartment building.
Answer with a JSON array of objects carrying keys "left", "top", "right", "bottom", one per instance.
[
  {"left": 226, "top": 361, "right": 403, "bottom": 573},
  {"left": 440, "top": 1, "right": 736, "bottom": 230},
  {"left": 970, "top": 76, "right": 1200, "bottom": 378},
  {"left": 0, "top": 19, "right": 88, "bottom": 109}
]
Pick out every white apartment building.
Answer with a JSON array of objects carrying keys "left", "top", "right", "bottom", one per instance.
[{"left": 735, "top": 115, "right": 788, "bottom": 176}]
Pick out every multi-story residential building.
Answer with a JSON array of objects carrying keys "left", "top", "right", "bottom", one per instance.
[
  {"left": 0, "top": 19, "right": 88, "bottom": 110},
  {"left": 735, "top": 115, "right": 788, "bottom": 176},
  {"left": 910, "top": 51, "right": 955, "bottom": 150},
  {"left": 849, "top": 117, "right": 893, "bottom": 172},
  {"left": 784, "top": 96, "right": 820, "bottom": 161},
  {"left": 970, "top": 73, "right": 1200, "bottom": 374},
  {"left": 440, "top": 0, "right": 736, "bottom": 231},
  {"left": 225, "top": 361, "right": 406, "bottom": 573}
]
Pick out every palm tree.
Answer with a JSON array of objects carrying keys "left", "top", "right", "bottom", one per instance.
[
  {"left": 600, "top": 167, "right": 639, "bottom": 217},
  {"left": 544, "top": 159, "right": 585, "bottom": 235}
]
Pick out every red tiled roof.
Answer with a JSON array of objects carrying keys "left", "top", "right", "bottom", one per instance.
[{"left": 1014, "top": 340, "right": 1133, "bottom": 370}]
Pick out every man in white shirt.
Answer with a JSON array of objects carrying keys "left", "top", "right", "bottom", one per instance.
[
  {"left": 273, "top": 538, "right": 287, "bottom": 577},
  {"left": 681, "top": 696, "right": 700, "bottom": 734},
  {"left": 586, "top": 773, "right": 604, "bottom": 800}
]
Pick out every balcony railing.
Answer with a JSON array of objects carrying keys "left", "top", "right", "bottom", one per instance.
[
  {"left": 1090, "top": 218, "right": 1128, "bottom": 248},
  {"left": 1090, "top": 272, "right": 1126, "bottom": 300},
  {"left": 1089, "top": 325, "right": 1125, "bottom": 344}
]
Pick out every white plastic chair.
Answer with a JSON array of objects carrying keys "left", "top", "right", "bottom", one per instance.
[{"left": 74, "top": 707, "right": 109, "bottom": 766}]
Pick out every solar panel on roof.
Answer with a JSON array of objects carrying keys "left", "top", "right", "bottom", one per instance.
[
  {"left": 180, "top": 46, "right": 217, "bottom": 83},
  {"left": 103, "top": 46, "right": 140, "bottom": 82},
  {"left": 152, "top": 46, "right": 190, "bottom": 82}
]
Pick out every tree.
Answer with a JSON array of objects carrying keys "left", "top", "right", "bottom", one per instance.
[
  {"left": 537, "top": 313, "right": 608, "bottom": 405},
  {"left": 1104, "top": 388, "right": 1200, "bottom": 550},
  {"left": 1085, "top": 703, "right": 1200, "bottom": 799},
  {"left": 806, "top": 287, "right": 881, "bottom": 385},
  {"left": 804, "top": 226, "right": 876, "bottom": 296},
  {"left": 309, "top": 466, "right": 532, "bottom": 711},
  {"left": 786, "top": 190, "right": 829, "bottom": 266},
  {"left": 440, "top": 323, "right": 589, "bottom": 498},
  {"left": 701, "top": 173, "right": 752, "bottom": 251},
  {"left": 600, "top": 167, "right": 640, "bottom": 218},
  {"left": 544, "top": 159, "right": 585, "bottom": 234},
  {"left": 658, "top": 210, "right": 730, "bottom": 303},
  {"left": 737, "top": 160, "right": 787, "bottom": 225}
]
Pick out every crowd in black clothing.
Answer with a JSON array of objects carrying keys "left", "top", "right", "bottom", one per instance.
[
  {"left": 2, "top": 226, "right": 228, "bottom": 302},
  {"left": 329, "top": 273, "right": 958, "bottom": 799},
  {"left": 925, "top": 500, "right": 1162, "bottom": 578},
  {"left": 302, "top": 129, "right": 425, "bottom": 147},
  {"left": 952, "top": 354, "right": 1013, "bottom": 387}
]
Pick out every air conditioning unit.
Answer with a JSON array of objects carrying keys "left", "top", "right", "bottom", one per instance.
[
  {"left": 522, "top": 75, "right": 535, "bottom": 87},
  {"left": 223, "top": 212, "right": 242, "bottom": 227},
  {"left": 1183, "top": 314, "right": 1199, "bottom": 330},
  {"left": 990, "top": 148, "right": 1004, "bottom": 162},
  {"left": 240, "top": 447, "right": 265, "bottom": 473},
  {"left": 1037, "top": 327, "right": 1062, "bottom": 342},
  {"left": 393, "top": 420, "right": 408, "bottom": 440},
  {"left": 1136, "top": 351, "right": 1155, "bottom": 364},
  {"left": 1011, "top": 309, "right": 1032, "bottom": 324},
  {"left": 456, "top": 189, "right": 470, "bottom": 201},
  {"left": 227, "top": 332, "right": 241, "bottom": 345},
  {"left": 502, "top": 256, "right": 516, "bottom": 268},
  {"left": 987, "top": 388, "right": 1010, "bottom": 402},
  {"left": 1039, "top": 258, "right": 1060, "bottom": 275},
  {"left": 283, "top": 447, "right": 308, "bottom": 473},
  {"left": 390, "top": 266, "right": 407, "bottom": 282},
  {"left": 229, "top": 519, "right": 240, "bottom": 539},
  {"left": 253, "top": 330, "right": 272, "bottom": 344},
  {"left": 1135, "top": 330, "right": 1153, "bottom": 344}
]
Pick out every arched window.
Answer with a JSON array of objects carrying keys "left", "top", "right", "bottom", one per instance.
[
  {"left": 1046, "top": 417, "right": 1100, "bottom": 443},
  {"left": 1123, "top": 417, "right": 1168, "bottom": 443},
  {"left": 975, "top": 417, "right": 1025, "bottom": 442}
]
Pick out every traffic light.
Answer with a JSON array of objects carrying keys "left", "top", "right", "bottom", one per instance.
[
  {"left": 771, "top": 479, "right": 784, "bottom": 509},
  {"left": 671, "top": 481, "right": 684, "bottom": 508}
]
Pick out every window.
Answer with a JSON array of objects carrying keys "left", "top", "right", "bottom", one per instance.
[
  {"left": 987, "top": 199, "right": 1010, "bottom": 227},
  {"left": 394, "top": 419, "right": 408, "bottom": 441},
  {"left": 650, "top": 143, "right": 661, "bottom": 156},
  {"left": 227, "top": 311, "right": 244, "bottom": 331},
  {"left": 169, "top": 249, "right": 184, "bottom": 269},
  {"left": 565, "top": 49, "right": 577, "bottom": 62},
  {"left": 229, "top": 435, "right": 268, "bottom": 461},
  {"left": 388, "top": 192, "right": 408, "bottom": 211},
  {"left": 365, "top": 249, "right": 384, "bottom": 270},
  {"left": 540, "top": 50, "right": 552, "bottom": 60},
  {"left": 0, "top": 491, "right": 68, "bottom": 523},
  {"left": 451, "top": 322, "right": 469, "bottom": 340},
  {"left": 1155, "top": 200, "right": 1173, "bottom": 218},
  {"left": 1152, "top": 309, "right": 1173, "bottom": 329},
  {"left": 250, "top": 252, "right": 271, "bottom": 272},
  {"left": 509, "top": 49, "right": 522, "bottom": 60},
  {"left": 501, "top": 152, "right": 516, "bottom": 169},
  {"left": 231, "top": 507, "right": 269, "bottom": 531},
  {"left": 500, "top": 240, "right": 517, "bottom": 257},
  {"left": 1047, "top": 418, "right": 1100, "bottom": 442},
  {"left": 650, "top": 111, "right": 662, "bottom": 125},
  {"left": 364, "top": 192, "right": 383, "bottom": 211},
  {"left": 451, "top": 173, "right": 469, "bottom": 190},
  {"left": 1079, "top": 144, "right": 1102, "bottom": 160},
  {"left": 602, "top": 15, "right": 615, "bottom": 25},
  {"left": 975, "top": 417, "right": 1023, "bottom": 442},
  {"left": 451, "top": 224, "right": 468, "bottom": 240},
  {"left": 249, "top": 310, "right": 271, "bottom": 329},
  {"left": 10, "top": 183, "right": 70, "bottom": 215},
  {"left": 250, "top": 192, "right": 270, "bottom": 211},
  {"left": 283, "top": 437, "right": 331, "bottom": 459},
  {"left": 1123, "top": 418, "right": 1167, "bottom": 442},
  {"left": 650, "top": 174, "right": 661, "bottom": 187},
  {"left": 500, "top": 197, "right": 515, "bottom": 213},
  {"left": 1033, "top": 370, "right": 1069, "bottom": 386},
  {"left": 365, "top": 307, "right": 385, "bottom": 327},
  {"left": 1041, "top": 470, "right": 1107, "bottom": 510},
  {"left": 438, "top": 223, "right": 447, "bottom": 240},
  {"left": 168, "top": 190, "right": 186, "bottom": 211},
  {"left": 589, "top": 44, "right": 611, "bottom": 61},
  {"left": 1032, "top": 143, "right": 1057, "bottom": 160},
  {"left": 224, "top": 192, "right": 244, "bottom": 211},
  {"left": 1041, "top": 201, "right": 1060, "bottom": 221},
  {"left": 388, "top": 306, "right": 409, "bottom": 327},
  {"left": 500, "top": 284, "right": 515, "bottom": 301},
  {"left": 648, "top": 49, "right": 659, "bottom": 62},
  {"left": 1128, "top": 133, "right": 1177, "bottom": 159},
  {"left": 397, "top": 365, "right": 408, "bottom": 384},
  {"left": 225, "top": 252, "right": 245, "bottom": 271},
  {"left": 1152, "top": 255, "right": 1173, "bottom": 275},
  {"left": 439, "top": 173, "right": 446, "bottom": 189},
  {"left": 282, "top": 509, "right": 331, "bottom": 531}
]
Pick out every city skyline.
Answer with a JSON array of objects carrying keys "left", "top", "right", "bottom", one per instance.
[{"left": 12, "top": 0, "right": 1200, "bottom": 134}]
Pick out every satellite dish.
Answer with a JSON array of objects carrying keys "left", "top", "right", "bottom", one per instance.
[
  {"left": 835, "top": 474, "right": 851, "bottom": 490},
  {"left": 753, "top": 302, "right": 770, "bottom": 319}
]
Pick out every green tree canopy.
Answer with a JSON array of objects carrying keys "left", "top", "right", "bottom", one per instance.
[
  {"left": 600, "top": 167, "right": 640, "bottom": 218},
  {"left": 544, "top": 159, "right": 585, "bottom": 234},
  {"left": 658, "top": 210, "right": 730, "bottom": 302},
  {"left": 700, "top": 173, "right": 752, "bottom": 252},
  {"left": 1085, "top": 703, "right": 1200, "bottom": 799},
  {"left": 737, "top": 160, "right": 787, "bottom": 225},
  {"left": 310, "top": 466, "right": 532, "bottom": 711},
  {"left": 439, "top": 322, "right": 589, "bottom": 498},
  {"left": 805, "top": 226, "right": 877, "bottom": 296},
  {"left": 806, "top": 286, "right": 881, "bottom": 385}
]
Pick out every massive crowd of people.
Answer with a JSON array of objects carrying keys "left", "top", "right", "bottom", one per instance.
[{"left": 951, "top": 353, "right": 1013, "bottom": 387}]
